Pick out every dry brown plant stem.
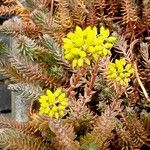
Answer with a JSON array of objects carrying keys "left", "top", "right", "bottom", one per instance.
[
  {"left": 84, "top": 60, "right": 100, "bottom": 103},
  {"left": 50, "top": 0, "right": 54, "bottom": 25},
  {"left": 134, "top": 62, "right": 150, "bottom": 102},
  {"left": 67, "top": 66, "right": 87, "bottom": 97},
  {"left": 86, "top": 61, "right": 99, "bottom": 95}
]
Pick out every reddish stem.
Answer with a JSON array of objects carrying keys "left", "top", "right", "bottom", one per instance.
[{"left": 67, "top": 66, "right": 87, "bottom": 97}]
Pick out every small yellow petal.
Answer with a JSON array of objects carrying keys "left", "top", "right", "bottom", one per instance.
[
  {"left": 46, "top": 90, "right": 53, "bottom": 97},
  {"left": 120, "top": 58, "right": 126, "bottom": 65},
  {"left": 100, "top": 26, "right": 110, "bottom": 38},
  {"left": 104, "top": 29, "right": 110, "bottom": 37},
  {"left": 55, "top": 112, "right": 59, "bottom": 119},
  {"left": 52, "top": 105, "right": 58, "bottom": 112},
  {"left": 92, "top": 54, "right": 99, "bottom": 61},
  {"left": 79, "top": 51, "right": 86, "bottom": 57},
  {"left": 46, "top": 90, "right": 55, "bottom": 104},
  {"left": 63, "top": 43, "right": 73, "bottom": 50},
  {"left": 72, "top": 59, "right": 78, "bottom": 68},
  {"left": 120, "top": 80, "right": 125, "bottom": 86},
  {"left": 84, "top": 58, "right": 90, "bottom": 65},
  {"left": 60, "top": 101, "right": 68, "bottom": 107},
  {"left": 63, "top": 98, "right": 68, "bottom": 102},
  {"left": 95, "top": 45, "right": 103, "bottom": 51},
  {"left": 103, "top": 48, "right": 109, "bottom": 56},
  {"left": 67, "top": 32, "right": 74, "bottom": 39},
  {"left": 40, "top": 102, "right": 49, "bottom": 108},
  {"left": 128, "top": 68, "right": 134, "bottom": 73},
  {"left": 98, "top": 50, "right": 103, "bottom": 56},
  {"left": 109, "top": 62, "right": 116, "bottom": 68},
  {"left": 125, "top": 64, "right": 132, "bottom": 71},
  {"left": 74, "top": 38, "right": 84, "bottom": 47},
  {"left": 119, "top": 73, "right": 125, "bottom": 78},
  {"left": 39, "top": 96, "right": 47, "bottom": 103},
  {"left": 108, "top": 73, "right": 117, "bottom": 79},
  {"left": 49, "top": 110, "right": 54, "bottom": 117},
  {"left": 53, "top": 88, "right": 62, "bottom": 98},
  {"left": 88, "top": 46, "right": 96, "bottom": 53},
  {"left": 107, "top": 36, "right": 117, "bottom": 43},
  {"left": 75, "top": 26, "right": 83, "bottom": 35},
  {"left": 104, "top": 43, "right": 113, "bottom": 49},
  {"left": 86, "top": 33, "right": 95, "bottom": 45},
  {"left": 65, "top": 53, "right": 73, "bottom": 60},
  {"left": 58, "top": 106, "right": 66, "bottom": 110},
  {"left": 58, "top": 93, "right": 66, "bottom": 102},
  {"left": 44, "top": 107, "right": 50, "bottom": 114},
  {"left": 116, "top": 77, "right": 121, "bottom": 81},
  {"left": 78, "top": 58, "right": 84, "bottom": 67},
  {"left": 100, "top": 26, "right": 105, "bottom": 34},
  {"left": 71, "top": 48, "right": 80, "bottom": 55},
  {"left": 92, "top": 26, "right": 97, "bottom": 36},
  {"left": 117, "top": 65, "right": 124, "bottom": 73},
  {"left": 83, "top": 26, "right": 92, "bottom": 36},
  {"left": 39, "top": 95, "right": 47, "bottom": 101},
  {"left": 96, "top": 36, "right": 104, "bottom": 44},
  {"left": 124, "top": 73, "right": 131, "bottom": 77},
  {"left": 63, "top": 38, "right": 72, "bottom": 43},
  {"left": 59, "top": 111, "right": 65, "bottom": 117}
]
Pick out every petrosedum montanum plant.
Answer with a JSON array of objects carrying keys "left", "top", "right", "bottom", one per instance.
[
  {"left": 39, "top": 88, "right": 68, "bottom": 119},
  {"left": 0, "top": 0, "right": 150, "bottom": 149},
  {"left": 63, "top": 26, "right": 117, "bottom": 68}
]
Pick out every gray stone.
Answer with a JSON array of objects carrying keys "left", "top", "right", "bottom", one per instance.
[
  {"left": 0, "top": 81, "right": 11, "bottom": 112},
  {"left": 11, "top": 92, "right": 29, "bottom": 122}
]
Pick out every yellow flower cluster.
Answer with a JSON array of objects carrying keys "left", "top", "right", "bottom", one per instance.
[
  {"left": 39, "top": 88, "right": 68, "bottom": 119},
  {"left": 63, "top": 26, "right": 116, "bottom": 68},
  {"left": 107, "top": 58, "right": 134, "bottom": 86}
]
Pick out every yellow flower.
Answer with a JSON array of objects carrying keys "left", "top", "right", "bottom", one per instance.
[
  {"left": 63, "top": 26, "right": 117, "bottom": 68},
  {"left": 39, "top": 88, "right": 68, "bottom": 119},
  {"left": 107, "top": 58, "right": 134, "bottom": 86}
]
